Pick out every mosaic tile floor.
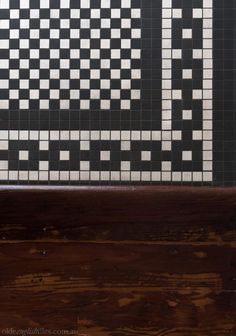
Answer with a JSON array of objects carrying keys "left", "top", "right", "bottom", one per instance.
[{"left": 0, "top": 0, "right": 235, "bottom": 185}]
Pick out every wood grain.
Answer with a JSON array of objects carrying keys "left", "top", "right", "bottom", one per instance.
[
  {"left": 0, "top": 186, "right": 236, "bottom": 242},
  {"left": 0, "top": 186, "right": 235, "bottom": 335}
]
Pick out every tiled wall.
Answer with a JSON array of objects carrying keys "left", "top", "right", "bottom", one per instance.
[{"left": 0, "top": 0, "right": 235, "bottom": 185}]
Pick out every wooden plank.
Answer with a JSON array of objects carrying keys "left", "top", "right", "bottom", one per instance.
[
  {"left": 0, "top": 186, "right": 235, "bottom": 334},
  {"left": 0, "top": 242, "right": 235, "bottom": 333},
  {"left": 0, "top": 242, "right": 235, "bottom": 290},
  {"left": 0, "top": 288, "right": 236, "bottom": 334},
  {"left": 0, "top": 186, "right": 235, "bottom": 242}
]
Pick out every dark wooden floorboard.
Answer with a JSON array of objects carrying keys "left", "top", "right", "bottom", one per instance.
[
  {"left": 0, "top": 288, "right": 236, "bottom": 335},
  {"left": 0, "top": 242, "right": 235, "bottom": 289},
  {"left": 0, "top": 186, "right": 236, "bottom": 242},
  {"left": 0, "top": 187, "right": 235, "bottom": 334}
]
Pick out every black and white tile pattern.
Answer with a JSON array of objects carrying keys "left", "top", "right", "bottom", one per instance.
[
  {"left": 0, "top": 0, "right": 141, "bottom": 110},
  {"left": 161, "top": 0, "right": 213, "bottom": 182},
  {"left": 0, "top": 0, "right": 235, "bottom": 184}
]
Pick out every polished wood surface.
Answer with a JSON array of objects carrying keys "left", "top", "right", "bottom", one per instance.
[{"left": 0, "top": 186, "right": 235, "bottom": 335}]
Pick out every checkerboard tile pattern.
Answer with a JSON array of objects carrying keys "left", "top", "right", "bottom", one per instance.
[
  {"left": 0, "top": 0, "right": 141, "bottom": 110},
  {"left": 0, "top": 0, "right": 233, "bottom": 185}
]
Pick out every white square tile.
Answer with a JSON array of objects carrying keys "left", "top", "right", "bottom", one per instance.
[
  {"left": 183, "top": 110, "right": 192, "bottom": 120},
  {"left": 172, "top": 90, "right": 182, "bottom": 100},
  {"left": 141, "top": 151, "right": 151, "bottom": 161},
  {"left": 100, "top": 151, "right": 110, "bottom": 161},
  {"left": 172, "top": 49, "right": 182, "bottom": 59},
  {"left": 80, "top": 161, "right": 90, "bottom": 171},
  {"left": 173, "top": 9, "right": 182, "bottom": 18},
  {"left": 19, "top": 151, "right": 29, "bottom": 161},
  {"left": 182, "top": 29, "right": 192, "bottom": 39},
  {"left": 183, "top": 69, "right": 192, "bottom": 79},
  {"left": 193, "top": 8, "right": 203, "bottom": 18},
  {"left": 0, "top": 0, "right": 9, "bottom": 8},
  {"left": 39, "top": 161, "right": 49, "bottom": 171},
  {"left": 162, "top": 161, "right": 171, "bottom": 171},
  {"left": 60, "top": 151, "right": 70, "bottom": 161},
  {"left": 121, "top": 161, "right": 130, "bottom": 171},
  {"left": 101, "top": 0, "right": 110, "bottom": 8},
  {"left": 182, "top": 151, "right": 192, "bottom": 161},
  {"left": 80, "top": 0, "right": 90, "bottom": 8}
]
